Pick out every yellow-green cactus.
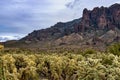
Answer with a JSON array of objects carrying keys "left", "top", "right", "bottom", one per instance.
[{"left": 0, "top": 45, "right": 4, "bottom": 50}]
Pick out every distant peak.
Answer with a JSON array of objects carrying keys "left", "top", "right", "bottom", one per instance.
[{"left": 110, "top": 3, "right": 120, "bottom": 8}]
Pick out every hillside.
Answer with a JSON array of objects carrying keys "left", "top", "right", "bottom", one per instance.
[{"left": 4, "top": 3, "right": 120, "bottom": 50}]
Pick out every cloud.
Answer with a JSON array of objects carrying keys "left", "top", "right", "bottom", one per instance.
[
  {"left": 67, "top": 0, "right": 120, "bottom": 9},
  {"left": 0, "top": 33, "right": 24, "bottom": 42},
  {"left": 0, "top": 0, "right": 71, "bottom": 34},
  {"left": 0, "top": 35, "right": 21, "bottom": 42},
  {"left": 66, "top": 0, "right": 120, "bottom": 15}
]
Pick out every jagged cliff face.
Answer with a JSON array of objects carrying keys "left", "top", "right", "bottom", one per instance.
[
  {"left": 75, "top": 3, "right": 120, "bottom": 32},
  {"left": 5, "top": 3, "right": 120, "bottom": 49}
]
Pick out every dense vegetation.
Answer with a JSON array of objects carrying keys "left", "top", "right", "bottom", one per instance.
[
  {"left": 0, "top": 43, "right": 120, "bottom": 80},
  {"left": 0, "top": 45, "right": 4, "bottom": 50}
]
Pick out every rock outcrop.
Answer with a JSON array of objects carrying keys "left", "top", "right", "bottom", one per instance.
[
  {"left": 55, "top": 33, "right": 83, "bottom": 45},
  {"left": 76, "top": 3, "right": 120, "bottom": 32}
]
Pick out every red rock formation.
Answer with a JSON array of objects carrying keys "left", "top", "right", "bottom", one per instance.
[
  {"left": 98, "top": 14, "right": 107, "bottom": 29},
  {"left": 79, "top": 3, "right": 120, "bottom": 31}
]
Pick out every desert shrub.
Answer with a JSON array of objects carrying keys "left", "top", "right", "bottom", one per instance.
[
  {"left": 1, "top": 54, "right": 19, "bottom": 80},
  {"left": 83, "top": 49, "right": 96, "bottom": 56},
  {"left": 102, "top": 54, "right": 115, "bottom": 65},
  {"left": 0, "top": 58, "right": 5, "bottom": 80},
  {"left": 108, "top": 43, "right": 120, "bottom": 56},
  {"left": 0, "top": 45, "right": 4, "bottom": 50},
  {"left": 1, "top": 46, "right": 120, "bottom": 80},
  {"left": 14, "top": 55, "right": 28, "bottom": 70},
  {"left": 19, "top": 67, "right": 39, "bottom": 80}
]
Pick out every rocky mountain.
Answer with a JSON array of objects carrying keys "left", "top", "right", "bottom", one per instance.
[
  {"left": 21, "top": 18, "right": 81, "bottom": 42},
  {"left": 4, "top": 3, "right": 120, "bottom": 50},
  {"left": 78, "top": 3, "right": 120, "bottom": 31}
]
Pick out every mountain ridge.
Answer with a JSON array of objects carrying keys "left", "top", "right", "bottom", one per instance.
[{"left": 4, "top": 3, "right": 120, "bottom": 50}]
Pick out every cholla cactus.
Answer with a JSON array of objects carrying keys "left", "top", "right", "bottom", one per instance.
[
  {"left": 0, "top": 45, "right": 4, "bottom": 50},
  {"left": 1, "top": 47, "right": 120, "bottom": 80},
  {"left": 108, "top": 43, "right": 120, "bottom": 56}
]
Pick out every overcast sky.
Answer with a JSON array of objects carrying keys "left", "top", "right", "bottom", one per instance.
[{"left": 0, "top": 0, "right": 120, "bottom": 42}]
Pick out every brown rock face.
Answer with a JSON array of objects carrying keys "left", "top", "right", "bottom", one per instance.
[
  {"left": 82, "top": 8, "right": 91, "bottom": 30},
  {"left": 78, "top": 3, "right": 120, "bottom": 31},
  {"left": 55, "top": 33, "right": 83, "bottom": 45},
  {"left": 110, "top": 4, "right": 120, "bottom": 27},
  {"left": 98, "top": 14, "right": 107, "bottom": 29}
]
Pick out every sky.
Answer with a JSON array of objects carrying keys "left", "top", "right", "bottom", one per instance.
[{"left": 0, "top": 0, "right": 120, "bottom": 42}]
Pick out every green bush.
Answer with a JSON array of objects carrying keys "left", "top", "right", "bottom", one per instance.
[
  {"left": 108, "top": 43, "right": 120, "bottom": 56},
  {"left": 83, "top": 49, "right": 96, "bottom": 56}
]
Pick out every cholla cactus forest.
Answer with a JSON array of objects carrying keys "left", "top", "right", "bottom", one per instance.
[{"left": 0, "top": 43, "right": 120, "bottom": 80}]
